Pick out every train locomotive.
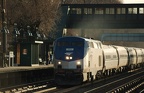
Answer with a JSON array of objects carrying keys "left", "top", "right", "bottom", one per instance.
[{"left": 53, "top": 36, "right": 144, "bottom": 85}]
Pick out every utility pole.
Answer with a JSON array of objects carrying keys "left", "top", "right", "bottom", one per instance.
[{"left": 1, "top": 0, "right": 7, "bottom": 67}]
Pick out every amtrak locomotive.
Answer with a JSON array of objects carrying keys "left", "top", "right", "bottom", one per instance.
[{"left": 53, "top": 36, "right": 144, "bottom": 85}]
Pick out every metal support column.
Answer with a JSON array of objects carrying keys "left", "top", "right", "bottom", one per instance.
[{"left": 1, "top": 0, "right": 7, "bottom": 67}]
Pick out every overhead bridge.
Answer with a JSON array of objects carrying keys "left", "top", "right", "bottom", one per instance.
[
  {"left": 62, "top": 4, "right": 144, "bottom": 29},
  {"left": 61, "top": 4, "right": 144, "bottom": 47}
]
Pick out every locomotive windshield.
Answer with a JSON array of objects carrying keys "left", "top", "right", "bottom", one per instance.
[
  {"left": 57, "top": 42, "right": 84, "bottom": 46},
  {"left": 54, "top": 37, "right": 85, "bottom": 61}
]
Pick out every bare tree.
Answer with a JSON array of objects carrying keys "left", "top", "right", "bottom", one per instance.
[{"left": 6, "top": 0, "right": 62, "bottom": 37}]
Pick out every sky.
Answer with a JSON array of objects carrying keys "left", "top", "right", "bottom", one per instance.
[{"left": 123, "top": 0, "right": 144, "bottom": 3}]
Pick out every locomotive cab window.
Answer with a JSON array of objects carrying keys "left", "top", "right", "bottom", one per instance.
[
  {"left": 71, "top": 42, "right": 84, "bottom": 46},
  {"left": 57, "top": 42, "right": 70, "bottom": 46},
  {"left": 57, "top": 42, "right": 84, "bottom": 46}
]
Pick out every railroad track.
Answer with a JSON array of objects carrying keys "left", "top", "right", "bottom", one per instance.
[
  {"left": 1, "top": 69, "right": 144, "bottom": 93},
  {"left": 0, "top": 79, "right": 55, "bottom": 93},
  {"left": 34, "top": 68, "right": 144, "bottom": 93}
]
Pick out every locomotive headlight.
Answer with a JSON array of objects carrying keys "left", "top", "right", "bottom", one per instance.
[
  {"left": 58, "top": 61, "right": 61, "bottom": 65},
  {"left": 66, "top": 56, "right": 69, "bottom": 60},
  {"left": 66, "top": 56, "right": 73, "bottom": 60},
  {"left": 70, "top": 57, "right": 73, "bottom": 60},
  {"left": 77, "top": 61, "right": 81, "bottom": 65}
]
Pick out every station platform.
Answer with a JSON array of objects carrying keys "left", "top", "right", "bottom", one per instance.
[
  {"left": 0, "top": 64, "right": 54, "bottom": 73},
  {"left": 0, "top": 64, "right": 54, "bottom": 90}
]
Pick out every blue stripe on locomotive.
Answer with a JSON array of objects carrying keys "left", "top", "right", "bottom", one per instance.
[{"left": 54, "top": 37, "right": 85, "bottom": 61}]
